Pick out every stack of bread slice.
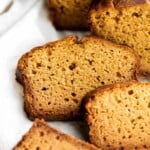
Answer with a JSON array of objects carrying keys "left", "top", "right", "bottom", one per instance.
[
  {"left": 13, "top": 0, "right": 150, "bottom": 149},
  {"left": 89, "top": 0, "right": 150, "bottom": 76},
  {"left": 48, "top": 0, "right": 150, "bottom": 77},
  {"left": 16, "top": 35, "right": 139, "bottom": 121}
]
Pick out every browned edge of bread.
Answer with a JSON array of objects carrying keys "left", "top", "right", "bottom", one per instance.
[
  {"left": 13, "top": 119, "right": 99, "bottom": 150},
  {"left": 16, "top": 35, "right": 140, "bottom": 121}
]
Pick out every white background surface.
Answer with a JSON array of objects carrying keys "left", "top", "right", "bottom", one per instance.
[
  {"left": 0, "top": 0, "right": 38, "bottom": 36},
  {"left": 0, "top": 1, "right": 88, "bottom": 149},
  {"left": 0, "top": 1, "right": 149, "bottom": 150}
]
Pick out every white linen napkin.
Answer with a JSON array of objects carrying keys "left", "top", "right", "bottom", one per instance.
[{"left": 0, "top": 0, "right": 38, "bottom": 36}]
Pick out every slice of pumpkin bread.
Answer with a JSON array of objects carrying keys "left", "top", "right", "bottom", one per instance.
[
  {"left": 85, "top": 81, "right": 150, "bottom": 150},
  {"left": 13, "top": 119, "right": 99, "bottom": 150},
  {"left": 16, "top": 35, "right": 139, "bottom": 121},
  {"left": 89, "top": 0, "right": 150, "bottom": 76},
  {"left": 47, "top": 0, "right": 93, "bottom": 30}
]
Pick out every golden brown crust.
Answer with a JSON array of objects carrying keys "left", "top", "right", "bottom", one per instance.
[
  {"left": 13, "top": 119, "right": 100, "bottom": 150},
  {"left": 83, "top": 80, "right": 138, "bottom": 107}
]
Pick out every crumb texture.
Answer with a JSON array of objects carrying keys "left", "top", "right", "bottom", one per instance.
[
  {"left": 85, "top": 82, "right": 150, "bottom": 150},
  {"left": 17, "top": 35, "right": 138, "bottom": 120},
  {"left": 13, "top": 119, "right": 99, "bottom": 150},
  {"left": 90, "top": 2, "right": 150, "bottom": 76},
  {"left": 48, "top": 0, "right": 93, "bottom": 29}
]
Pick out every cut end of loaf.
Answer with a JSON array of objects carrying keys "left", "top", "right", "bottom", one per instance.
[
  {"left": 89, "top": 3, "right": 150, "bottom": 77},
  {"left": 85, "top": 81, "right": 150, "bottom": 149},
  {"left": 17, "top": 35, "right": 139, "bottom": 121},
  {"left": 13, "top": 119, "right": 99, "bottom": 150}
]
